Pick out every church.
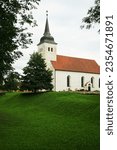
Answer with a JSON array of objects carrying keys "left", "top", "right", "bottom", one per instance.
[{"left": 37, "top": 12, "right": 100, "bottom": 92}]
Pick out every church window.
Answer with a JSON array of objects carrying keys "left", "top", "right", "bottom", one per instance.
[
  {"left": 51, "top": 48, "right": 53, "bottom": 52},
  {"left": 48, "top": 47, "right": 50, "bottom": 51},
  {"left": 91, "top": 77, "right": 94, "bottom": 88},
  {"left": 99, "top": 78, "right": 100, "bottom": 88},
  {"left": 67, "top": 75, "right": 70, "bottom": 87},
  {"left": 81, "top": 76, "right": 84, "bottom": 87}
]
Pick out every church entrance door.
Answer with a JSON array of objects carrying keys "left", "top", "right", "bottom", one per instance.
[{"left": 88, "top": 84, "right": 91, "bottom": 91}]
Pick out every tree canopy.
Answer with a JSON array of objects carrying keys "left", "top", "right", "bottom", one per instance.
[
  {"left": 81, "top": 0, "right": 100, "bottom": 29},
  {"left": 0, "top": 0, "right": 40, "bottom": 84},
  {"left": 21, "top": 53, "right": 53, "bottom": 93}
]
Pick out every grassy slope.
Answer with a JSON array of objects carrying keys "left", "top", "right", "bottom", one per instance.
[{"left": 0, "top": 92, "right": 100, "bottom": 150}]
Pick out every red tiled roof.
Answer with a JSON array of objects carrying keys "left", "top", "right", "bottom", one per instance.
[{"left": 51, "top": 55, "right": 100, "bottom": 74}]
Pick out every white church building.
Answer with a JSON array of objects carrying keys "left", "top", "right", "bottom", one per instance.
[{"left": 37, "top": 13, "right": 100, "bottom": 92}]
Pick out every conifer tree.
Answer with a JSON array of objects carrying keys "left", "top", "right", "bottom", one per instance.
[
  {"left": 21, "top": 53, "right": 53, "bottom": 93},
  {"left": 4, "top": 71, "right": 21, "bottom": 91}
]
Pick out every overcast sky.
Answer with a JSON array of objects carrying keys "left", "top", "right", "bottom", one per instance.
[{"left": 13, "top": 0, "right": 100, "bottom": 74}]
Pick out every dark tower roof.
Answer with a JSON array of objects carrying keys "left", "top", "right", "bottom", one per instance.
[{"left": 38, "top": 11, "right": 57, "bottom": 45}]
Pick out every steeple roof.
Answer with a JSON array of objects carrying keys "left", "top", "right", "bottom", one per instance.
[
  {"left": 38, "top": 11, "right": 57, "bottom": 45},
  {"left": 44, "top": 13, "right": 50, "bottom": 36}
]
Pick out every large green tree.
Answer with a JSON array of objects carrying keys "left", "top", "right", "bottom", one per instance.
[
  {"left": 81, "top": 0, "right": 100, "bottom": 29},
  {"left": 0, "top": 0, "right": 40, "bottom": 84},
  {"left": 21, "top": 53, "right": 53, "bottom": 93}
]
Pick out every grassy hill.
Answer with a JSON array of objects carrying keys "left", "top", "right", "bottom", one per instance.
[{"left": 0, "top": 92, "right": 100, "bottom": 150}]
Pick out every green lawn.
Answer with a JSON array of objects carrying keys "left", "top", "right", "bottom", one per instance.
[{"left": 0, "top": 92, "right": 100, "bottom": 150}]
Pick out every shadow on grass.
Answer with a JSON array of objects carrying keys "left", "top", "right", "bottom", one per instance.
[
  {"left": 20, "top": 91, "right": 49, "bottom": 96},
  {"left": 0, "top": 92, "right": 6, "bottom": 96}
]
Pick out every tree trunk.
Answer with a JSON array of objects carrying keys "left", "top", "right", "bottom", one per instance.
[{"left": 33, "top": 89, "right": 37, "bottom": 93}]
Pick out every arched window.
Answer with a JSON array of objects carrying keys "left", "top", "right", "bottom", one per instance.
[
  {"left": 91, "top": 77, "right": 94, "bottom": 88},
  {"left": 81, "top": 76, "right": 84, "bottom": 87},
  {"left": 99, "top": 78, "right": 100, "bottom": 88},
  {"left": 51, "top": 48, "right": 53, "bottom": 52},
  {"left": 48, "top": 47, "right": 50, "bottom": 51},
  {"left": 67, "top": 75, "right": 70, "bottom": 87}
]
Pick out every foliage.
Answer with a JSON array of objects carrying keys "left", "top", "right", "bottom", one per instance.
[
  {"left": 0, "top": 92, "right": 100, "bottom": 150},
  {"left": 0, "top": 0, "right": 40, "bottom": 83},
  {"left": 81, "top": 0, "right": 100, "bottom": 29},
  {"left": 4, "top": 71, "right": 21, "bottom": 91},
  {"left": 21, "top": 53, "right": 53, "bottom": 92}
]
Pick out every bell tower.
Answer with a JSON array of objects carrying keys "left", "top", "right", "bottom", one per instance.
[{"left": 37, "top": 11, "right": 57, "bottom": 68}]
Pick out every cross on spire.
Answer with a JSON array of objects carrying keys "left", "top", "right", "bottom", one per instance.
[{"left": 46, "top": 10, "right": 48, "bottom": 17}]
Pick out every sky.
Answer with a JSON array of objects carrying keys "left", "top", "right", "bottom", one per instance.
[{"left": 13, "top": 0, "right": 100, "bottom": 74}]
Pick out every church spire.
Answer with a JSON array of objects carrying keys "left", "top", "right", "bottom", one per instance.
[
  {"left": 38, "top": 11, "right": 57, "bottom": 45},
  {"left": 44, "top": 11, "right": 50, "bottom": 36}
]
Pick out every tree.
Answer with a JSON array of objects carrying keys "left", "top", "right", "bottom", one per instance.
[
  {"left": 4, "top": 71, "right": 21, "bottom": 91},
  {"left": 81, "top": 0, "right": 100, "bottom": 29},
  {"left": 0, "top": 0, "right": 40, "bottom": 84},
  {"left": 21, "top": 53, "right": 53, "bottom": 93}
]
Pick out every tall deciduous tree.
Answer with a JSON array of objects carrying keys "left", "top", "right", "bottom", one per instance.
[
  {"left": 81, "top": 0, "right": 100, "bottom": 29},
  {"left": 21, "top": 53, "right": 53, "bottom": 93},
  {"left": 0, "top": 0, "right": 40, "bottom": 84}
]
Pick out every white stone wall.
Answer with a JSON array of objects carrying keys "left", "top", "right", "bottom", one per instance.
[
  {"left": 54, "top": 70, "right": 100, "bottom": 91},
  {"left": 38, "top": 43, "right": 57, "bottom": 69}
]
